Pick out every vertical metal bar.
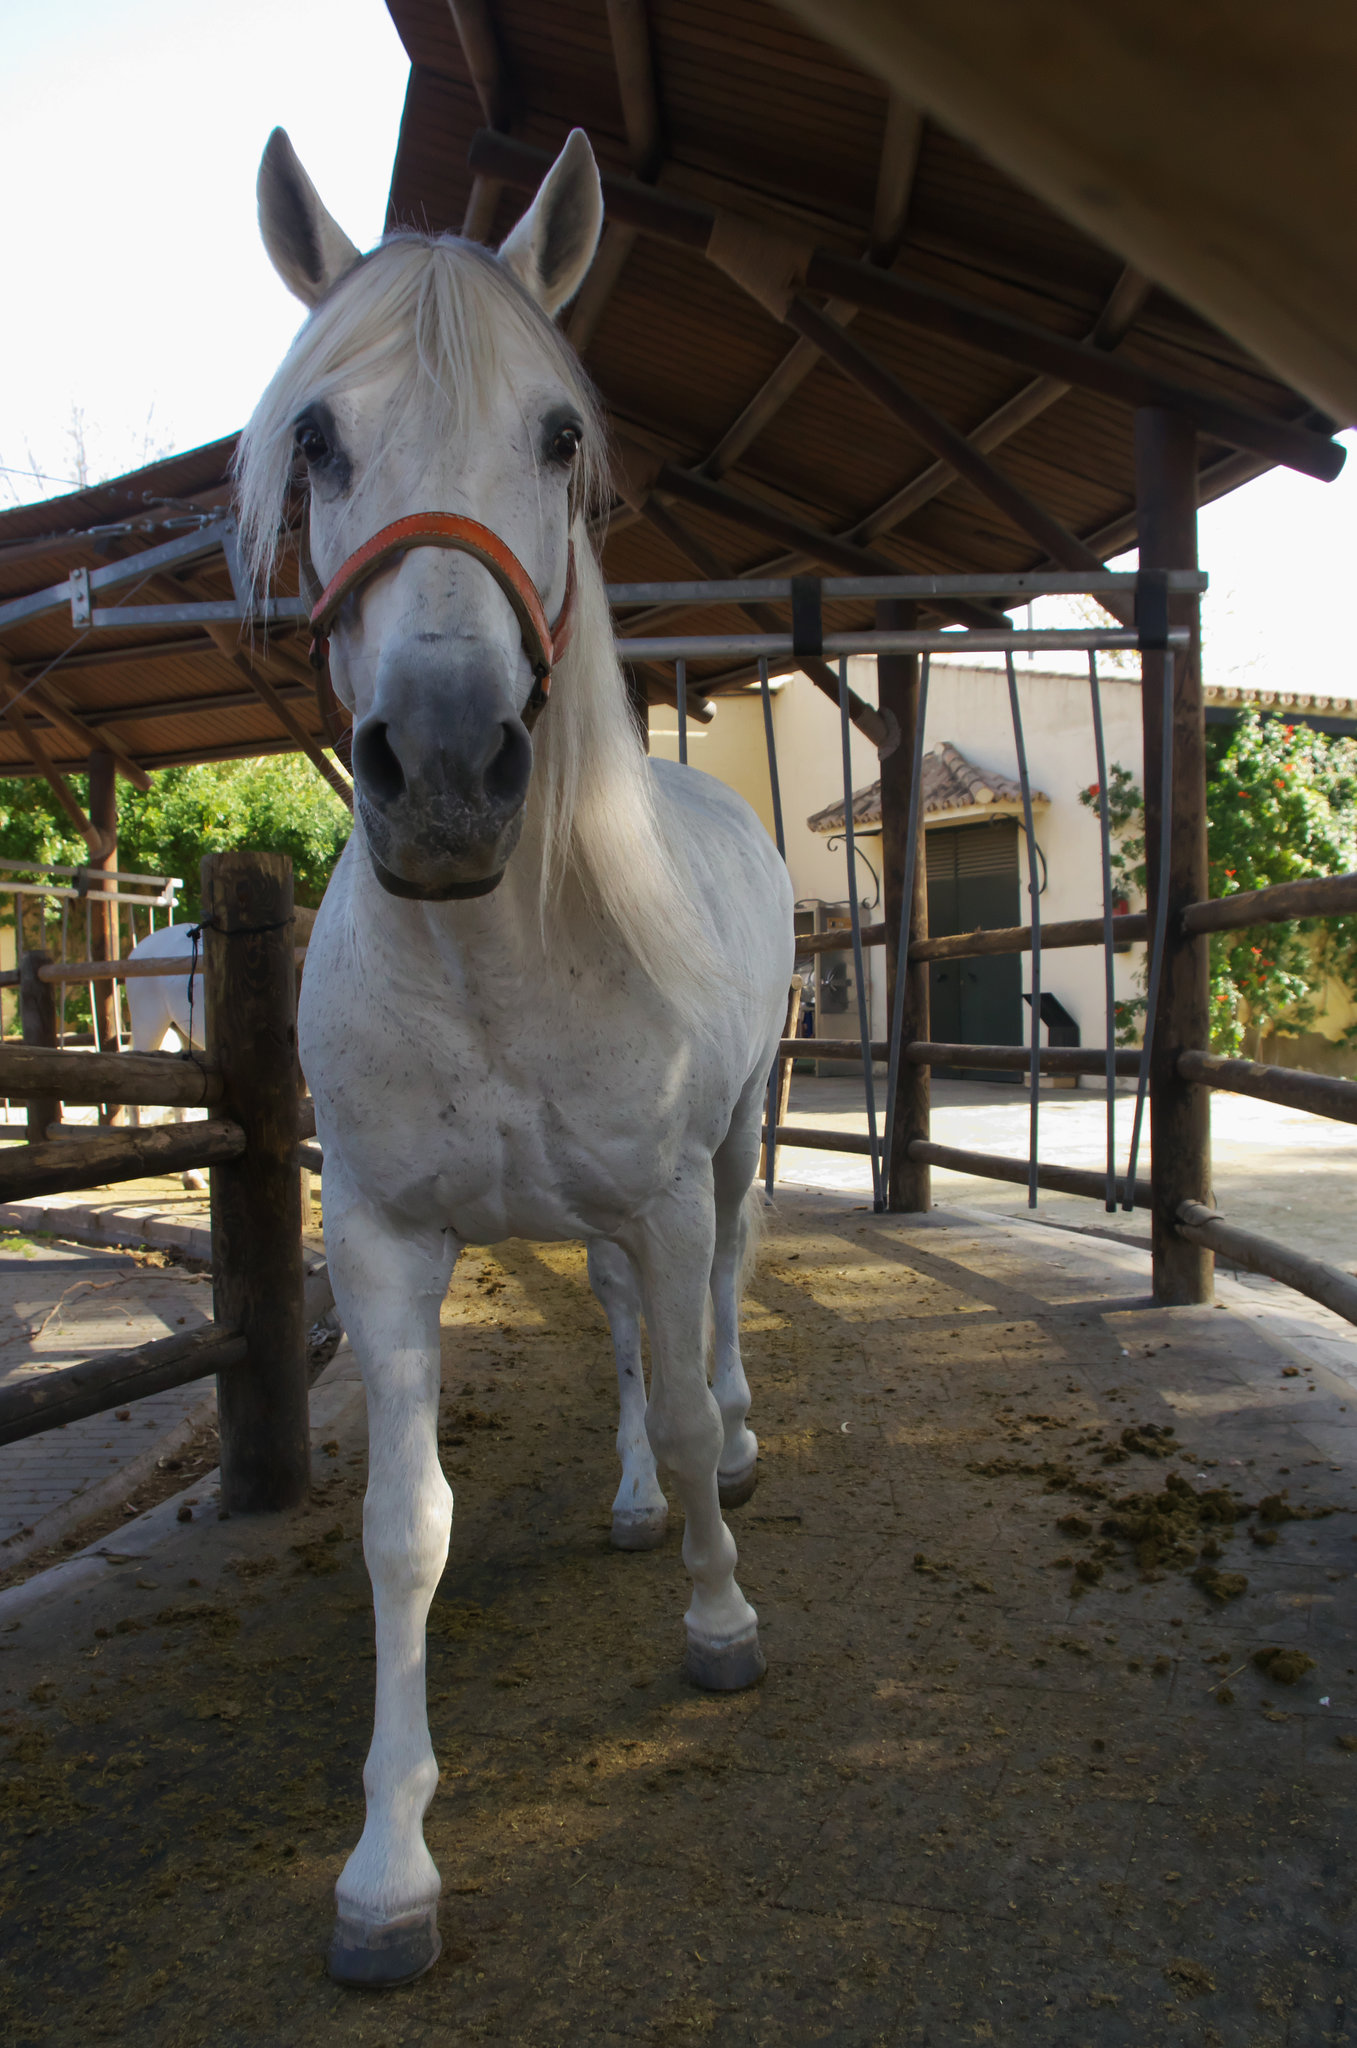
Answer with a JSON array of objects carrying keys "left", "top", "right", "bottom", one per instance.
[
  {"left": 838, "top": 657, "right": 884, "bottom": 1210},
  {"left": 760, "top": 657, "right": 787, "bottom": 1197},
  {"left": 1088, "top": 654, "right": 1118, "bottom": 1211},
  {"left": 882, "top": 652, "right": 931, "bottom": 1192},
  {"left": 1006, "top": 653, "right": 1042, "bottom": 1208},
  {"left": 758, "top": 658, "right": 785, "bottom": 858},
  {"left": 676, "top": 657, "right": 687, "bottom": 766},
  {"left": 58, "top": 900, "right": 68, "bottom": 1049},
  {"left": 1123, "top": 650, "right": 1175, "bottom": 1209}
]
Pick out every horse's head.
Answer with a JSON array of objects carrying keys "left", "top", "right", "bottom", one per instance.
[{"left": 243, "top": 131, "right": 605, "bottom": 900}]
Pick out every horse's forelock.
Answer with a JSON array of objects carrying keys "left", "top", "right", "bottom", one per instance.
[{"left": 234, "top": 232, "right": 608, "bottom": 597}]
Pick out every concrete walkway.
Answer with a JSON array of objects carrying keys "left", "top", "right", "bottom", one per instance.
[
  {"left": 0, "top": 1177, "right": 319, "bottom": 1578},
  {"left": 781, "top": 1075, "right": 1357, "bottom": 1272}
]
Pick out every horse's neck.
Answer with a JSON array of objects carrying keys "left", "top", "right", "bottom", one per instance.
[{"left": 342, "top": 824, "right": 578, "bottom": 992}]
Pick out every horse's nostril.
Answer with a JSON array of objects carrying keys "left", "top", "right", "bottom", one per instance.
[
  {"left": 353, "top": 721, "right": 406, "bottom": 806},
  {"left": 482, "top": 721, "right": 532, "bottom": 807}
]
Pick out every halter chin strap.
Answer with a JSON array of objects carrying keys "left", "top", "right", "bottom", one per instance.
[{"left": 306, "top": 512, "right": 577, "bottom": 754}]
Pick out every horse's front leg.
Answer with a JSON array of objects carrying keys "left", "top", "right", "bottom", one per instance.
[
  {"left": 587, "top": 1239, "right": 669, "bottom": 1551},
  {"left": 625, "top": 1169, "right": 764, "bottom": 1690},
  {"left": 322, "top": 1163, "right": 458, "bottom": 1988}
]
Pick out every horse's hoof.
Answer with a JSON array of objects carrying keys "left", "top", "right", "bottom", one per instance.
[
  {"left": 611, "top": 1506, "right": 668, "bottom": 1551},
  {"left": 717, "top": 1459, "right": 758, "bottom": 1510},
  {"left": 683, "top": 1627, "right": 766, "bottom": 1692},
  {"left": 327, "top": 1905, "right": 441, "bottom": 1989}
]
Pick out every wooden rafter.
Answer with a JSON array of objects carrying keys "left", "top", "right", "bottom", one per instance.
[
  {"left": 0, "top": 651, "right": 150, "bottom": 792},
  {"left": 0, "top": 692, "right": 109, "bottom": 856},
  {"left": 449, "top": 0, "right": 514, "bottom": 241},
  {"left": 202, "top": 625, "right": 353, "bottom": 809},
  {"left": 567, "top": 0, "right": 663, "bottom": 353},
  {"left": 848, "top": 266, "right": 1153, "bottom": 548},
  {"left": 700, "top": 93, "right": 922, "bottom": 479},
  {"left": 630, "top": 493, "right": 886, "bottom": 746},
  {"left": 468, "top": 128, "right": 1343, "bottom": 482},
  {"left": 781, "top": 297, "right": 1133, "bottom": 622}
]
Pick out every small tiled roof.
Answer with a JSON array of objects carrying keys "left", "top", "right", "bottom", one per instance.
[{"left": 807, "top": 742, "right": 1049, "bottom": 834}]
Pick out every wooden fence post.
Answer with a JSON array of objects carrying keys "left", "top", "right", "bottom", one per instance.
[
  {"left": 1135, "top": 407, "right": 1213, "bottom": 1305},
  {"left": 877, "top": 600, "right": 932, "bottom": 1211},
  {"left": 202, "top": 850, "right": 310, "bottom": 1513},
  {"left": 19, "top": 951, "right": 60, "bottom": 1140}
]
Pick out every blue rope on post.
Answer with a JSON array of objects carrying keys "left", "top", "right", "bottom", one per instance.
[
  {"left": 675, "top": 657, "right": 687, "bottom": 766},
  {"left": 1006, "top": 653, "right": 1042, "bottom": 1209}
]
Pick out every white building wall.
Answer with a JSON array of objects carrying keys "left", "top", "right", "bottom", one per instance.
[{"left": 648, "top": 659, "right": 1149, "bottom": 1050}]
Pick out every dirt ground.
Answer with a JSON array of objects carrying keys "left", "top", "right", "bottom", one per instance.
[{"left": 1, "top": 1192, "right": 1355, "bottom": 2047}]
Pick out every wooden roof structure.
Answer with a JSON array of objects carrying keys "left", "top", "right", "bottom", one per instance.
[{"left": 0, "top": 0, "right": 1344, "bottom": 842}]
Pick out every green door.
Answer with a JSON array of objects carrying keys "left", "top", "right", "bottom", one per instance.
[{"left": 926, "top": 821, "right": 1023, "bottom": 1082}]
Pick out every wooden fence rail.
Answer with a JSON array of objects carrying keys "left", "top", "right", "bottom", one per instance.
[
  {"left": 1176, "top": 1201, "right": 1357, "bottom": 1324},
  {"left": 0, "top": 1258, "right": 333, "bottom": 1450},
  {"left": 1177, "top": 1050, "right": 1357, "bottom": 1125},
  {"left": 0, "top": 851, "right": 316, "bottom": 1514},
  {"left": 0, "top": 1044, "right": 221, "bottom": 1108}
]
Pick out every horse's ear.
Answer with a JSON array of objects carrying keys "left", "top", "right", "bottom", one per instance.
[
  {"left": 257, "top": 128, "right": 363, "bottom": 308},
  {"left": 498, "top": 129, "right": 604, "bottom": 316}
]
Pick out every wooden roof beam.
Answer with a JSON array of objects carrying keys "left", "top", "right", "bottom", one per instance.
[
  {"left": 568, "top": 0, "right": 664, "bottom": 353},
  {"left": 448, "top": 0, "right": 515, "bottom": 241},
  {"left": 628, "top": 492, "right": 887, "bottom": 747},
  {"left": 701, "top": 93, "right": 921, "bottom": 478},
  {"left": 869, "top": 94, "right": 924, "bottom": 265},
  {"left": 850, "top": 264, "right": 1152, "bottom": 547},
  {"left": 781, "top": 297, "right": 1134, "bottom": 624},
  {"left": 646, "top": 460, "right": 1002, "bottom": 634},
  {"left": 467, "top": 129, "right": 1343, "bottom": 482},
  {"left": 202, "top": 626, "right": 352, "bottom": 810},
  {"left": 0, "top": 650, "right": 150, "bottom": 792},
  {"left": 0, "top": 687, "right": 110, "bottom": 858}
]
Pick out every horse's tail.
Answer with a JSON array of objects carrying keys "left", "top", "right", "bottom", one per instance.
[{"left": 739, "top": 1180, "right": 768, "bottom": 1298}]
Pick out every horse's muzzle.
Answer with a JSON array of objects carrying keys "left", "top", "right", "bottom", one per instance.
[{"left": 351, "top": 670, "right": 534, "bottom": 900}]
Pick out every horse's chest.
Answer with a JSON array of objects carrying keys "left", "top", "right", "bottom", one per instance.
[{"left": 314, "top": 1001, "right": 689, "bottom": 1238}]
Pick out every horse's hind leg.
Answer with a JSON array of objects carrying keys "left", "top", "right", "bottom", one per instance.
[
  {"left": 587, "top": 1239, "right": 668, "bottom": 1551},
  {"left": 625, "top": 1167, "right": 764, "bottom": 1691},
  {"left": 711, "top": 1077, "right": 765, "bottom": 1508},
  {"left": 321, "top": 1160, "right": 458, "bottom": 1989}
]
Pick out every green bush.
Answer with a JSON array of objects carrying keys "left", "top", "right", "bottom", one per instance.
[
  {"left": 1082, "top": 711, "right": 1357, "bottom": 1053},
  {"left": 0, "top": 754, "right": 351, "bottom": 928}
]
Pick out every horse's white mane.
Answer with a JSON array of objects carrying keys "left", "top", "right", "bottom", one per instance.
[{"left": 235, "top": 233, "right": 723, "bottom": 1030}]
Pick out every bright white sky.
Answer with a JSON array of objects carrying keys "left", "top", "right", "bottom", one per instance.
[{"left": 2, "top": 0, "right": 1353, "bottom": 701}]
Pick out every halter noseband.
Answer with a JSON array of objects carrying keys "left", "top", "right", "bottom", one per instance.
[{"left": 306, "top": 513, "right": 577, "bottom": 756}]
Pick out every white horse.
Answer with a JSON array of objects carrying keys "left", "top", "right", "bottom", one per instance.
[
  {"left": 238, "top": 126, "right": 793, "bottom": 1989},
  {"left": 122, "top": 922, "right": 208, "bottom": 1189}
]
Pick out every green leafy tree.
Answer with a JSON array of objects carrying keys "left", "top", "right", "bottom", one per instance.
[
  {"left": 0, "top": 755, "right": 351, "bottom": 929},
  {"left": 1081, "top": 712, "right": 1357, "bottom": 1054}
]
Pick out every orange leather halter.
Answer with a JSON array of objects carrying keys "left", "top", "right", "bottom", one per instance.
[{"left": 307, "top": 512, "right": 577, "bottom": 754}]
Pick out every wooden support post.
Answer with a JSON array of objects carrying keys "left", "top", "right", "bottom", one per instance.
[
  {"left": 876, "top": 600, "right": 931, "bottom": 1211},
  {"left": 203, "top": 850, "right": 310, "bottom": 1513},
  {"left": 87, "top": 750, "right": 123, "bottom": 1124},
  {"left": 1136, "top": 409, "right": 1212, "bottom": 1305},
  {"left": 19, "top": 950, "right": 59, "bottom": 1138}
]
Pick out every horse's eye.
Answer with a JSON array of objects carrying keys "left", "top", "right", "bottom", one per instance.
[
  {"left": 295, "top": 420, "right": 330, "bottom": 466},
  {"left": 548, "top": 422, "right": 582, "bottom": 466}
]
